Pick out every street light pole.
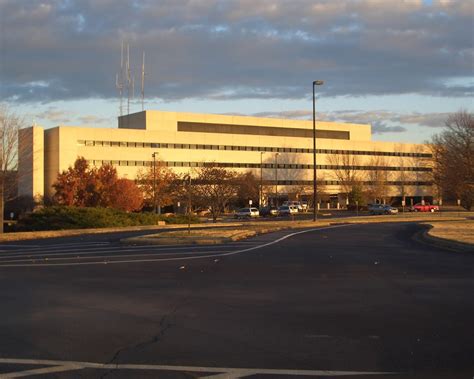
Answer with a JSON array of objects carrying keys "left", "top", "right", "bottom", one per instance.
[
  {"left": 275, "top": 152, "right": 279, "bottom": 206},
  {"left": 152, "top": 152, "right": 157, "bottom": 214},
  {"left": 312, "top": 80, "right": 324, "bottom": 222},
  {"left": 260, "top": 151, "right": 264, "bottom": 207}
]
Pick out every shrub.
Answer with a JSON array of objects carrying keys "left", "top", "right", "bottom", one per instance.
[{"left": 16, "top": 206, "right": 199, "bottom": 231}]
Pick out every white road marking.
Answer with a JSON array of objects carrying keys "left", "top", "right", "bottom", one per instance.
[
  {"left": 0, "top": 242, "right": 109, "bottom": 250},
  {"left": 0, "top": 224, "right": 352, "bottom": 268},
  {"left": 0, "top": 357, "right": 397, "bottom": 377},
  {"left": 0, "top": 250, "right": 232, "bottom": 264},
  {"left": 0, "top": 364, "right": 83, "bottom": 378},
  {"left": 0, "top": 243, "right": 242, "bottom": 259}
]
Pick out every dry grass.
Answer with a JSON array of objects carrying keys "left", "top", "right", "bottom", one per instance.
[
  {"left": 154, "top": 229, "right": 250, "bottom": 239},
  {"left": 427, "top": 220, "right": 474, "bottom": 245}
]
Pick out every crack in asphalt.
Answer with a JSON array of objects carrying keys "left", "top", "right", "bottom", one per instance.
[{"left": 99, "top": 298, "right": 188, "bottom": 379}]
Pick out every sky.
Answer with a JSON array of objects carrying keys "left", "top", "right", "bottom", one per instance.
[{"left": 0, "top": 0, "right": 473, "bottom": 143}]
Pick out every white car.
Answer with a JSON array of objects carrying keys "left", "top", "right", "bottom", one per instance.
[
  {"left": 277, "top": 205, "right": 299, "bottom": 216},
  {"left": 234, "top": 207, "right": 260, "bottom": 219},
  {"left": 282, "top": 201, "right": 303, "bottom": 212}
]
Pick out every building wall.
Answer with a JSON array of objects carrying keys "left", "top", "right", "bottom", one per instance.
[
  {"left": 18, "top": 126, "right": 44, "bottom": 200},
  {"left": 19, "top": 110, "right": 433, "bottom": 201}
]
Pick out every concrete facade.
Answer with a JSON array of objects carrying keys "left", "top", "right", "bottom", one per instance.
[{"left": 18, "top": 110, "right": 433, "bottom": 203}]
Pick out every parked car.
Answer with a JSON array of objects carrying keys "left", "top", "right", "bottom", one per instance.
[
  {"left": 369, "top": 204, "right": 398, "bottom": 215},
  {"left": 282, "top": 201, "right": 303, "bottom": 212},
  {"left": 260, "top": 206, "right": 278, "bottom": 217},
  {"left": 410, "top": 203, "right": 439, "bottom": 212},
  {"left": 368, "top": 204, "right": 383, "bottom": 213},
  {"left": 278, "top": 205, "right": 299, "bottom": 216},
  {"left": 301, "top": 201, "right": 308, "bottom": 212},
  {"left": 234, "top": 207, "right": 260, "bottom": 219}
]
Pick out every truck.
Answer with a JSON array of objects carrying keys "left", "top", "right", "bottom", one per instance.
[{"left": 410, "top": 203, "right": 439, "bottom": 212}]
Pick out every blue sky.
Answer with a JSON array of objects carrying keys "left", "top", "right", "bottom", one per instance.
[{"left": 1, "top": 0, "right": 473, "bottom": 143}]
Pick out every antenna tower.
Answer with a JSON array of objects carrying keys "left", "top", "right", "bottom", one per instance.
[
  {"left": 115, "top": 40, "right": 124, "bottom": 116},
  {"left": 141, "top": 51, "right": 146, "bottom": 111},
  {"left": 126, "top": 43, "right": 131, "bottom": 115}
]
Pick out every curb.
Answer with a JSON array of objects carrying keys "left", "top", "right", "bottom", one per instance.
[
  {"left": 0, "top": 222, "right": 243, "bottom": 242},
  {"left": 121, "top": 230, "right": 258, "bottom": 246},
  {"left": 414, "top": 224, "right": 474, "bottom": 253}
]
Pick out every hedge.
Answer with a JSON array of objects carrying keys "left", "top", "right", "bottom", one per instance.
[{"left": 16, "top": 206, "right": 199, "bottom": 231}]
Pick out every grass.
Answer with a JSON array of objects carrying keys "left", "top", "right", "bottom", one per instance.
[{"left": 426, "top": 220, "right": 474, "bottom": 245}]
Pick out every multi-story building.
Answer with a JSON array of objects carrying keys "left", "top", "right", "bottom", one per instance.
[{"left": 19, "top": 110, "right": 433, "bottom": 206}]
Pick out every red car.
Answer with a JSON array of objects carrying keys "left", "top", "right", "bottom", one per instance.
[{"left": 410, "top": 203, "right": 439, "bottom": 212}]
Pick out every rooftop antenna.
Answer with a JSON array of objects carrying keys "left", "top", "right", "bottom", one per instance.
[
  {"left": 141, "top": 51, "right": 145, "bottom": 111},
  {"left": 126, "top": 43, "right": 131, "bottom": 115},
  {"left": 115, "top": 40, "right": 124, "bottom": 117}
]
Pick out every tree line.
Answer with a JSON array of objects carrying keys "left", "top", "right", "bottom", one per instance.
[{"left": 52, "top": 156, "right": 259, "bottom": 222}]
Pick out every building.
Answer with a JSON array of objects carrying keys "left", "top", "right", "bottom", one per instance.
[{"left": 19, "top": 110, "right": 433, "bottom": 206}]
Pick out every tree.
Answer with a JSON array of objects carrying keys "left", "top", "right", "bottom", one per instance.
[
  {"left": 110, "top": 179, "right": 143, "bottom": 212},
  {"left": 53, "top": 157, "right": 143, "bottom": 210},
  {"left": 366, "top": 155, "right": 390, "bottom": 204},
  {"left": 136, "top": 158, "right": 177, "bottom": 213},
  {"left": 431, "top": 110, "right": 473, "bottom": 210},
  {"left": 0, "top": 105, "right": 25, "bottom": 233},
  {"left": 53, "top": 157, "right": 97, "bottom": 206},
  {"left": 193, "top": 165, "right": 239, "bottom": 222},
  {"left": 235, "top": 171, "right": 259, "bottom": 208},
  {"left": 326, "top": 152, "right": 365, "bottom": 203},
  {"left": 95, "top": 163, "right": 120, "bottom": 207}
]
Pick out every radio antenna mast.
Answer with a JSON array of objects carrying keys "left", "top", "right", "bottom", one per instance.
[
  {"left": 141, "top": 51, "right": 145, "bottom": 111},
  {"left": 115, "top": 40, "right": 124, "bottom": 116},
  {"left": 126, "top": 43, "right": 131, "bottom": 115}
]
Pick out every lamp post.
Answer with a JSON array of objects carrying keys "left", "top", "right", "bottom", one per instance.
[
  {"left": 275, "top": 152, "right": 279, "bottom": 206},
  {"left": 151, "top": 152, "right": 157, "bottom": 214},
  {"left": 312, "top": 80, "right": 324, "bottom": 222},
  {"left": 260, "top": 152, "right": 264, "bottom": 207},
  {"left": 184, "top": 174, "right": 192, "bottom": 235}
]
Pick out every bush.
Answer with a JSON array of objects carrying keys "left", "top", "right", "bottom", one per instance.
[{"left": 16, "top": 206, "right": 199, "bottom": 231}]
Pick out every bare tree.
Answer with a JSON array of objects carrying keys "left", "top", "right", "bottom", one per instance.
[
  {"left": 431, "top": 110, "right": 473, "bottom": 210},
  {"left": 193, "top": 164, "right": 239, "bottom": 222},
  {"left": 366, "top": 155, "right": 390, "bottom": 204},
  {"left": 0, "top": 105, "right": 25, "bottom": 233},
  {"left": 326, "top": 152, "right": 364, "bottom": 196},
  {"left": 136, "top": 156, "right": 177, "bottom": 213},
  {"left": 235, "top": 171, "right": 259, "bottom": 208}
]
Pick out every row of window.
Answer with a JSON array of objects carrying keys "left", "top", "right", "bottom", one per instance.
[
  {"left": 258, "top": 180, "right": 432, "bottom": 186},
  {"left": 87, "top": 160, "right": 432, "bottom": 172},
  {"left": 78, "top": 139, "right": 432, "bottom": 158}
]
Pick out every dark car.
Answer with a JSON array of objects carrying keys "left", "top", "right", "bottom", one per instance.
[
  {"left": 369, "top": 204, "right": 398, "bottom": 215},
  {"left": 259, "top": 206, "right": 278, "bottom": 217}
]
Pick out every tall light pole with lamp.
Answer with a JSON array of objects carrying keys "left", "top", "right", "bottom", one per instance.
[
  {"left": 260, "top": 151, "right": 264, "bottom": 207},
  {"left": 312, "top": 80, "right": 324, "bottom": 222},
  {"left": 151, "top": 152, "right": 158, "bottom": 214},
  {"left": 275, "top": 152, "right": 279, "bottom": 206}
]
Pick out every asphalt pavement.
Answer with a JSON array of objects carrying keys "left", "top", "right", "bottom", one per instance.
[{"left": 0, "top": 222, "right": 473, "bottom": 378}]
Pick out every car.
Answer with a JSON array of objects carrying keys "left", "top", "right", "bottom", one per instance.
[
  {"left": 259, "top": 206, "right": 278, "bottom": 217},
  {"left": 277, "top": 205, "right": 299, "bottom": 216},
  {"left": 234, "top": 207, "right": 260, "bottom": 219},
  {"left": 282, "top": 201, "right": 303, "bottom": 212},
  {"left": 369, "top": 204, "right": 398, "bottom": 215},
  {"left": 368, "top": 204, "right": 384, "bottom": 214},
  {"left": 300, "top": 201, "right": 308, "bottom": 212},
  {"left": 410, "top": 203, "right": 439, "bottom": 212}
]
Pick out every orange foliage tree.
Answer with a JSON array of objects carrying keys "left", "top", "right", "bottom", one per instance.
[{"left": 53, "top": 157, "right": 143, "bottom": 211}]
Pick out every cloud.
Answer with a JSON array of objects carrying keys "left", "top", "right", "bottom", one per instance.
[
  {"left": 0, "top": 0, "right": 473, "bottom": 102},
  {"left": 34, "top": 108, "right": 71, "bottom": 124},
  {"left": 77, "top": 115, "right": 111, "bottom": 125},
  {"left": 33, "top": 107, "right": 111, "bottom": 125},
  {"left": 371, "top": 122, "right": 407, "bottom": 134}
]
